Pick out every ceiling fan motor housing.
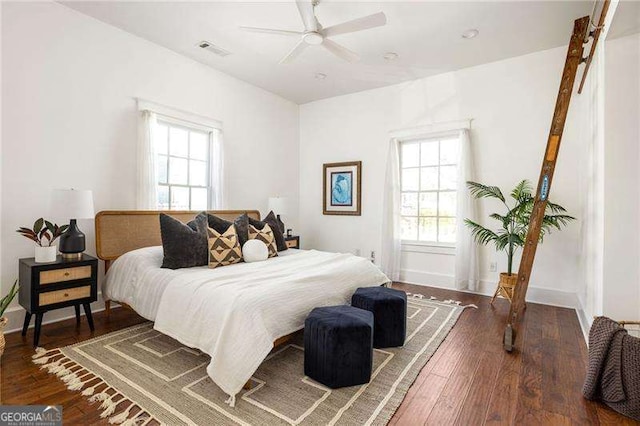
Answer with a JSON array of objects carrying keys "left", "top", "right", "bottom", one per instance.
[{"left": 303, "top": 32, "right": 324, "bottom": 45}]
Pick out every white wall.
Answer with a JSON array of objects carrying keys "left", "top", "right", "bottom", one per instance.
[
  {"left": 1, "top": 2, "right": 299, "bottom": 330},
  {"left": 299, "top": 45, "right": 587, "bottom": 307},
  {"left": 603, "top": 32, "right": 640, "bottom": 320}
]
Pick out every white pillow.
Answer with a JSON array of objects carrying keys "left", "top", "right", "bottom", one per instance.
[{"left": 242, "top": 239, "right": 269, "bottom": 263}]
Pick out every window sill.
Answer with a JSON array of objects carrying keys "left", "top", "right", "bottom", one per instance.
[{"left": 401, "top": 242, "right": 455, "bottom": 255}]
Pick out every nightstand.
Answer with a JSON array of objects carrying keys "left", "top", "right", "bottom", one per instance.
[
  {"left": 285, "top": 235, "right": 300, "bottom": 249},
  {"left": 19, "top": 254, "right": 98, "bottom": 347}
]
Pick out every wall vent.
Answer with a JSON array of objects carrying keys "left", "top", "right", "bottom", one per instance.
[{"left": 197, "top": 41, "right": 231, "bottom": 57}]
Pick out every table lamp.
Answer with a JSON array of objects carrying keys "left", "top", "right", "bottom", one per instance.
[
  {"left": 52, "top": 189, "right": 95, "bottom": 260},
  {"left": 268, "top": 196, "right": 289, "bottom": 234}
]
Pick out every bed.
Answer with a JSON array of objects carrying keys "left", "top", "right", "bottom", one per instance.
[{"left": 95, "top": 210, "right": 390, "bottom": 405}]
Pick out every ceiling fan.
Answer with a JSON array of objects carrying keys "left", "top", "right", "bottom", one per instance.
[{"left": 239, "top": 1, "right": 387, "bottom": 64}]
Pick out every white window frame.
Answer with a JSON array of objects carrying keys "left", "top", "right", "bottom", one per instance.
[
  {"left": 155, "top": 117, "right": 213, "bottom": 210},
  {"left": 390, "top": 119, "right": 471, "bottom": 252},
  {"left": 399, "top": 133, "right": 459, "bottom": 248},
  {"left": 137, "top": 98, "right": 222, "bottom": 211}
]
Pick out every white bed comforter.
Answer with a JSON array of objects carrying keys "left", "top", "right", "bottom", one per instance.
[{"left": 112, "top": 248, "right": 389, "bottom": 404}]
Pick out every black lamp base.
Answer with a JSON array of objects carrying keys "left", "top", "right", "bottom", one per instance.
[
  {"left": 61, "top": 252, "right": 83, "bottom": 260},
  {"left": 59, "top": 219, "right": 86, "bottom": 259}
]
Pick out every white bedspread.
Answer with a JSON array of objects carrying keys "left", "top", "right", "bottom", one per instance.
[{"left": 105, "top": 247, "right": 389, "bottom": 404}]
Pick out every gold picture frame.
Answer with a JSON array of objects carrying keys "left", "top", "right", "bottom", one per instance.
[{"left": 323, "top": 161, "right": 362, "bottom": 216}]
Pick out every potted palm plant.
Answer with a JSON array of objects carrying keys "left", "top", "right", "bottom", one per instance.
[
  {"left": 1, "top": 280, "right": 19, "bottom": 357},
  {"left": 16, "top": 218, "right": 68, "bottom": 263},
  {"left": 465, "top": 180, "right": 575, "bottom": 303}
]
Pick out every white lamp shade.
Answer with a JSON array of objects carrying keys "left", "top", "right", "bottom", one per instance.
[
  {"left": 268, "top": 197, "right": 290, "bottom": 216},
  {"left": 52, "top": 189, "right": 95, "bottom": 220}
]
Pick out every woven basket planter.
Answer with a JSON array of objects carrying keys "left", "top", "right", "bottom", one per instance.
[
  {"left": 491, "top": 273, "right": 518, "bottom": 305},
  {"left": 0, "top": 317, "right": 7, "bottom": 357},
  {"left": 498, "top": 273, "right": 518, "bottom": 301}
]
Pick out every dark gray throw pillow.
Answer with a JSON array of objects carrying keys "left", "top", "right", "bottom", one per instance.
[
  {"left": 208, "top": 213, "right": 234, "bottom": 234},
  {"left": 188, "top": 211, "right": 234, "bottom": 235},
  {"left": 234, "top": 213, "right": 250, "bottom": 247},
  {"left": 263, "top": 211, "right": 287, "bottom": 252},
  {"left": 234, "top": 212, "right": 287, "bottom": 252},
  {"left": 160, "top": 213, "right": 208, "bottom": 269}
]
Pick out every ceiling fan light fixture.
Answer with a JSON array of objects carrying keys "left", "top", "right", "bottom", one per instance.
[
  {"left": 303, "top": 32, "right": 324, "bottom": 45},
  {"left": 314, "top": 72, "right": 327, "bottom": 80},
  {"left": 383, "top": 52, "right": 398, "bottom": 61},
  {"left": 462, "top": 29, "right": 479, "bottom": 39}
]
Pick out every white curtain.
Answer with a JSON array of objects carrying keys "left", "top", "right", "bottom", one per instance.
[
  {"left": 210, "top": 128, "right": 225, "bottom": 209},
  {"left": 579, "top": 42, "right": 605, "bottom": 319},
  {"left": 136, "top": 110, "right": 158, "bottom": 209},
  {"left": 454, "top": 128, "right": 479, "bottom": 290},
  {"left": 381, "top": 138, "right": 402, "bottom": 281}
]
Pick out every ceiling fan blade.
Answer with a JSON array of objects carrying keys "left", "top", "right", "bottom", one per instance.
[
  {"left": 239, "top": 26, "right": 303, "bottom": 36},
  {"left": 322, "top": 12, "right": 387, "bottom": 38},
  {"left": 279, "top": 39, "right": 309, "bottom": 64},
  {"left": 296, "top": 1, "right": 318, "bottom": 32},
  {"left": 322, "top": 39, "right": 360, "bottom": 63}
]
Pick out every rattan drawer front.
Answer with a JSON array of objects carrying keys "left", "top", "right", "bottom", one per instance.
[
  {"left": 285, "top": 240, "right": 298, "bottom": 248},
  {"left": 40, "top": 266, "right": 92, "bottom": 285},
  {"left": 39, "top": 286, "right": 91, "bottom": 306}
]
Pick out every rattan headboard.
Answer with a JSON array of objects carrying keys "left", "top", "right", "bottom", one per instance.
[{"left": 95, "top": 210, "right": 260, "bottom": 262}]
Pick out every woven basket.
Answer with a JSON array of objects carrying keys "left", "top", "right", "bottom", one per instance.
[
  {"left": 0, "top": 317, "right": 7, "bottom": 358},
  {"left": 498, "top": 273, "right": 518, "bottom": 301}
]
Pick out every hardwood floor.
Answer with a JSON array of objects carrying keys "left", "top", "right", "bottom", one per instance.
[{"left": 1, "top": 284, "right": 636, "bottom": 425}]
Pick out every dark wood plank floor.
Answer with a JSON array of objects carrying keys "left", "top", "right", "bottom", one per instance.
[{"left": 1, "top": 284, "right": 636, "bottom": 425}]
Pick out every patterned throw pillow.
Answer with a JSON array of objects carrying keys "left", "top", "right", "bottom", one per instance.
[
  {"left": 248, "top": 224, "right": 278, "bottom": 258},
  {"left": 207, "top": 224, "right": 243, "bottom": 268}
]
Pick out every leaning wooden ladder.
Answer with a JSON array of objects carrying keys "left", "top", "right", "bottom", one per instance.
[{"left": 503, "top": 2, "right": 609, "bottom": 351}]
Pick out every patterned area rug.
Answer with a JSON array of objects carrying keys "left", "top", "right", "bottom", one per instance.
[{"left": 33, "top": 295, "right": 470, "bottom": 425}]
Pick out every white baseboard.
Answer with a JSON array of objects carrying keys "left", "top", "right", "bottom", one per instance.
[
  {"left": 399, "top": 269, "right": 454, "bottom": 288},
  {"left": 2, "top": 293, "right": 112, "bottom": 334},
  {"left": 399, "top": 268, "right": 580, "bottom": 309},
  {"left": 575, "top": 308, "right": 592, "bottom": 343}
]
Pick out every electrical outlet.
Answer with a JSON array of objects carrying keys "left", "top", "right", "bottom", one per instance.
[
  {"left": 370, "top": 251, "right": 376, "bottom": 263},
  {"left": 489, "top": 262, "right": 497, "bottom": 272}
]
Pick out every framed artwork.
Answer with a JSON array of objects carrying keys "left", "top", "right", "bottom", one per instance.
[{"left": 323, "top": 161, "right": 362, "bottom": 216}]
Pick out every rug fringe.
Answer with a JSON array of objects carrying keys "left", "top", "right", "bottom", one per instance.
[
  {"left": 99, "top": 393, "right": 123, "bottom": 418},
  {"left": 225, "top": 394, "right": 236, "bottom": 407},
  {"left": 119, "top": 411, "right": 147, "bottom": 426},
  {"left": 109, "top": 402, "right": 135, "bottom": 424},
  {"left": 33, "top": 348, "right": 63, "bottom": 365},
  {"left": 32, "top": 346, "right": 49, "bottom": 359},
  {"left": 34, "top": 354, "right": 159, "bottom": 425},
  {"left": 406, "top": 292, "right": 478, "bottom": 310}
]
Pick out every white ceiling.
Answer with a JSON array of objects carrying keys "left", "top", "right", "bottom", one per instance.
[{"left": 62, "top": 1, "right": 607, "bottom": 104}]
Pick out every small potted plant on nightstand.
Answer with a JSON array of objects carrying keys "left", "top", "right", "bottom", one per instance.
[
  {"left": 1, "top": 280, "right": 19, "bottom": 357},
  {"left": 16, "top": 218, "right": 68, "bottom": 263},
  {"left": 464, "top": 180, "right": 575, "bottom": 304}
]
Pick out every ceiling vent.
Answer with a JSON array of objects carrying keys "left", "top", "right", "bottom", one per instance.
[{"left": 197, "top": 41, "right": 231, "bottom": 57}]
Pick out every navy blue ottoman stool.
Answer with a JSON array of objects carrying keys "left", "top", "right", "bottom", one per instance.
[
  {"left": 351, "top": 287, "right": 407, "bottom": 348},
  {"left": 304, "top": 305, "right": 373, "bottom": 389}
]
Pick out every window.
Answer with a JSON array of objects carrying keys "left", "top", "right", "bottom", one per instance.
[
  {"left": 154, "top": 119, "right": 211, "bottom": 210},
  {"left": 400, "top": 135, "right": 459, "bottom": 244}
]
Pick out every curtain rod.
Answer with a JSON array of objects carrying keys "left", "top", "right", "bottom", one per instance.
[
  {"left": 134, "top": 97, "right": 223, "bottom": 130},
  {"left": 389, "top": 118, "right": 473, "bottom": 139}
]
